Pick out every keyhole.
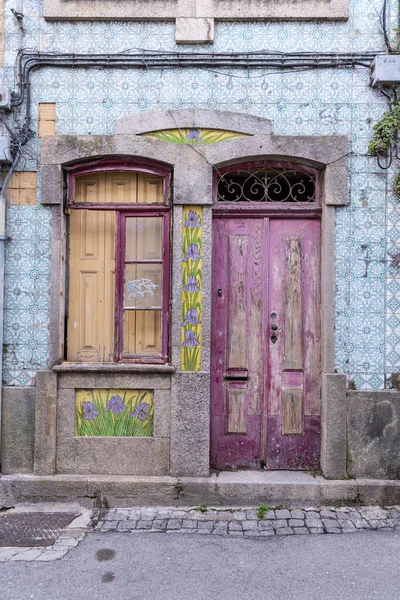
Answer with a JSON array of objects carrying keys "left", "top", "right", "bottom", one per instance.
[{"left": 218, "top": 289, "right": 223, "bottom": 297}]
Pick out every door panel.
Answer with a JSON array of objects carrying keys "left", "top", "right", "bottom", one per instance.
[
  {"left": 211, "top": 217, "right": 321, "bottom": 470},
  {"left": 210, "top": 218, "right": 265, "bottom": 469}
]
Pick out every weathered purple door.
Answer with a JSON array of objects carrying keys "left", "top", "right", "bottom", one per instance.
[{"left": 210, "top": 217, "right": 321, "bottom": 470}]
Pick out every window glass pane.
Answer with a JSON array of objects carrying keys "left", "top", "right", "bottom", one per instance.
[
  {"left": 124, "top": 264, "right": 162, "bottom": 309},
  {"left": 123, "top": 310, "right": 162, "bottom": 355},
  {"left": 126, "top": 217, "right": 163, "bottom": 260}
]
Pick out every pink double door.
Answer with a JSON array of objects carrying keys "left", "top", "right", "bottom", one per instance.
[{"left": 210, "top": 217, "right": 321, "bottom": 470}]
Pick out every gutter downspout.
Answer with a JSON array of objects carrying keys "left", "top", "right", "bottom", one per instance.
[
  {"left": 0, "top": 151, "right": 19, "bottom": 470},
  {"left": 0, "top": 1, "right": 23, "bottom": 472}
]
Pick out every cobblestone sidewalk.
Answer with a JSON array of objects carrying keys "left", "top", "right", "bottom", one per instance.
[
  {"left": 1, "top": 504, "right": 400, "bottom": 563},
  {"left": 95, "top": 505, "right": 400, "bottom": 538}
]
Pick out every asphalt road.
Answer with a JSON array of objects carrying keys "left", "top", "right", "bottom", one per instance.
[{"left": 1, "top": 530, "right": 400, "bottom": 600}]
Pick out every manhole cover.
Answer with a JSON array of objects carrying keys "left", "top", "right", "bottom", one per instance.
[{"left": 0, "top": 512, "right": 77, "bottom": 547}]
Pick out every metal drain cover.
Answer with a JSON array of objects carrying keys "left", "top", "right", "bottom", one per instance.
[{"left": 0, "top": 512, "right": 77, "bottom": 547}]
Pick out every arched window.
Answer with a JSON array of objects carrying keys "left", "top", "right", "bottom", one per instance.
[{"left": 65, "top": 159, "right": 171, "bottom": 364}]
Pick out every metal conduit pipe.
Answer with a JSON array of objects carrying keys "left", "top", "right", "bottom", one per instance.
[{"left": 9, "top": 49, "right": 381, "bottom": 139}]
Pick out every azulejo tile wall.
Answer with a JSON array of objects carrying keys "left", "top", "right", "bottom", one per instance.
[{"left": 1, "top": 0, "right": 399, "bottom": 389}]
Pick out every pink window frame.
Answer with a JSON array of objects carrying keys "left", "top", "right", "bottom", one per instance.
[{"left": 66, "top": 158, "right": 172, "bottom": 364}]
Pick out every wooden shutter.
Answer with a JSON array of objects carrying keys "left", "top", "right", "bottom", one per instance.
[{"left": 67, "top": 173, "right": 115, "bottom": 362}]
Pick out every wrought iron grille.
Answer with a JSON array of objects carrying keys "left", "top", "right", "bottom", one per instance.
[{"left": 217, "top": 167, "right": 316, "bottom": 203}]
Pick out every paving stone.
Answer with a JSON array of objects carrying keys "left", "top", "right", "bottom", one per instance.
[
  {"left": 353, "top": 519, "right": 371, "bottom": 529},
  {"left": 152, "top": 519, "right": 167, "bottom": 530},
  {"left": 276, "top": 528, "right": 294, "bottom": 535},
  {"left": 140, "top": 509, "right": 158, "bottom": 520},
  {"left": 274, "top": 519, "right": 288, "bottom": 529},
  {"left": 324, "top": 525, "right": 341, "bottom": 534},
  {"left": 215, "top": 512, "right": 234, "bottom": 521},
  {"left": 320, "top": 509, "right": 337, "bottom": 519},
  {"left": 137, "top": 520, "right": 154, "bottom": 530},
  {"left": 182, "top": 520, "right": 197, "bottom": 529},
  {"left": 35, "top": 549, "right": 69, "bottom": 561},
  {"left": 291, "top": 510, "right": 305, "bottom": 519},
  {"left": 154, "top": 510, "right": 171, "bottom": 520},
  {"left": 170, "top": 511, "right": 189, "bottom": 519},
  {"left": 264, "top": 511, "right": 276, "bottom": 520},
  {"left": 94, "top": 521, "right": 105, "bottom": 530},
  {"left": 359, "top": 507, "right": 387, "bottom": 520},
  {"left": 128, "top": 509, "right": 143, "bottom": 520},
  {"left": 322, "top": 518, "right": 339, "bottom": 527},
  {"left": 197, "top": 521, "right": 213, "bottom": 530},
  {"left": 386, "top": 519, "right": 396, "bottom": 528},
  {"left": 244, "top": 531, "right": 261, "bottom": 538},
  {"left": 293, "top": 528, "right": 310, "bottom": 535},
  {"left": 259, "top": 530, "right": 275, "bottom": 537},
  {"left": 341, "top": 528, "right": 358, "bottom": 534},
  {"left": 113, "top": 510, "right": 130, "bottom": 521},
  {"left": 243, "top": 520, "right": 259, "bottom": 531},
  {"left": 388, "top": 508, "right": 400, "bottom": 520},
  {"left": 306, "top": 519, "right": 323, "bottom": 528},
  {"left": 229, "top": 531, "right": 244, "bottom": 537},
  {"left": 258, "top": 521, "right": 274, "bottom": 531},
  {"left": 232, "top": 512, "right": 247, "bottom": 521},
  {"left": 213, "top": 522, "right": 228, "bottom": 535},
  {"left": 228, "top": 522, "right": 243, "bottom": 531},
  {"left": 117, "top": 522, "right": 137, "bottom": 532},
  {"left": 309, "top": 528, "right": 324, "bottom": 534},
  {"left": 54, "top": 537, "right": 79, "bottom": 547},
  {"left": 348, "top": 511, "right": 361, "bottom": 519},
  {"left": 10, "top": 549, "right": 44, "bottom": 561},
  {"left": 246, "top": 510, "right": 259, "bottom": 520},
  {"left": 305, "top": 511, "right": 320, "bottom": 519},
  {"left": 336, "top": 519, "right": 355, "bottom": 529},
  {"left": 102, "top": 521, "right": 119, "bottom": 531},
  {"left": 275, "top": 509, "right": 291, "bottom": 519},
  {"left": 366, "top": 519, "right": 386, "bottom": 530},
  {"left": 289, "top": 519, "right": 305, "bottom": 528},
  {"left": 166, "top": 519, "right": 183, "bottom": 530},
  {"left": 0, "top": 548, "right": 20, "bottom": 560},
  {"left": 103, "top": 510, "right": 119, "bottom": 521}
]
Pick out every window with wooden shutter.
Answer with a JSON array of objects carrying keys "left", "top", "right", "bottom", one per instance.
[{"left": 66, "top": 168, "right": 170, "bottom": 364}]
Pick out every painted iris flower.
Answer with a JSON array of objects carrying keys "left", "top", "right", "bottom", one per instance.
[
  {"left": 104, "top": 395, "right": 127, "bottom": 415},
  {"left": 83, "top": 401, "right": 99, "bottom": 421},
  {"left": 184, "top": 210, "right": 201, "bottom": 230},
  {"left": 184, "top": 274, "right": 201, "bottom": 294},
  {"left": 182, "top": 308, "right": 202, "bottom": 327},
  {"left": 182, "top": 329, "right": 200, "bottom": 348},
  {"left": 183, "top": 244, "right": 202, "bottom": 263},
  {"left": 186, "top": 129, "right": 202, "bottom": 143},
  {"left": 130, "top": 402, "right": 151, "bottom": 421}
]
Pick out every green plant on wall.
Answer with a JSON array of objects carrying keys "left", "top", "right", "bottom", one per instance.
[{"left": 368, "top": 99, "right": 400, "bottom": 197}]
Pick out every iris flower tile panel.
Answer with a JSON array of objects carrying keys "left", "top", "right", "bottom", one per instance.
[
  {"left": 181, "top": 207, "right": 203, "bottom": 371},
  {"left": 75, "top": 389, "right": 154, "bottom": 437}
]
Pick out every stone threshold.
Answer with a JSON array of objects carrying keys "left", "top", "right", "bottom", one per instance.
[
  {"left": 53, "top": 363, "right": 176, "bottom": 373},
  {"left": 1, "top": 472, "right": 400, "bottom": 508}
]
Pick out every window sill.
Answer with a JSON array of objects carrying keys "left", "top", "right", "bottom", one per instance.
[{"left": 53, "top": 362, "right": 176, "bottom": 374}]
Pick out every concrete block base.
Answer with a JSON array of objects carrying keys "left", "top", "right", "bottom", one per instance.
[{"left": 1, "top": 472, "right": 400, "bottom": 508}]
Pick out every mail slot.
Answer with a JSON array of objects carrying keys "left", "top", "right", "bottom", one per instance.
[{"left": 224, "top": 368, "right": 249, "bottom": 381}]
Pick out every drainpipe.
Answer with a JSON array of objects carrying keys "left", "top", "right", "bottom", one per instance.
[
  {"left": 0, "top": 2, "right": 23, "bottom": 471},
  {"left": 0, "top": 151, "right": 19, "bottom": 470}
]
